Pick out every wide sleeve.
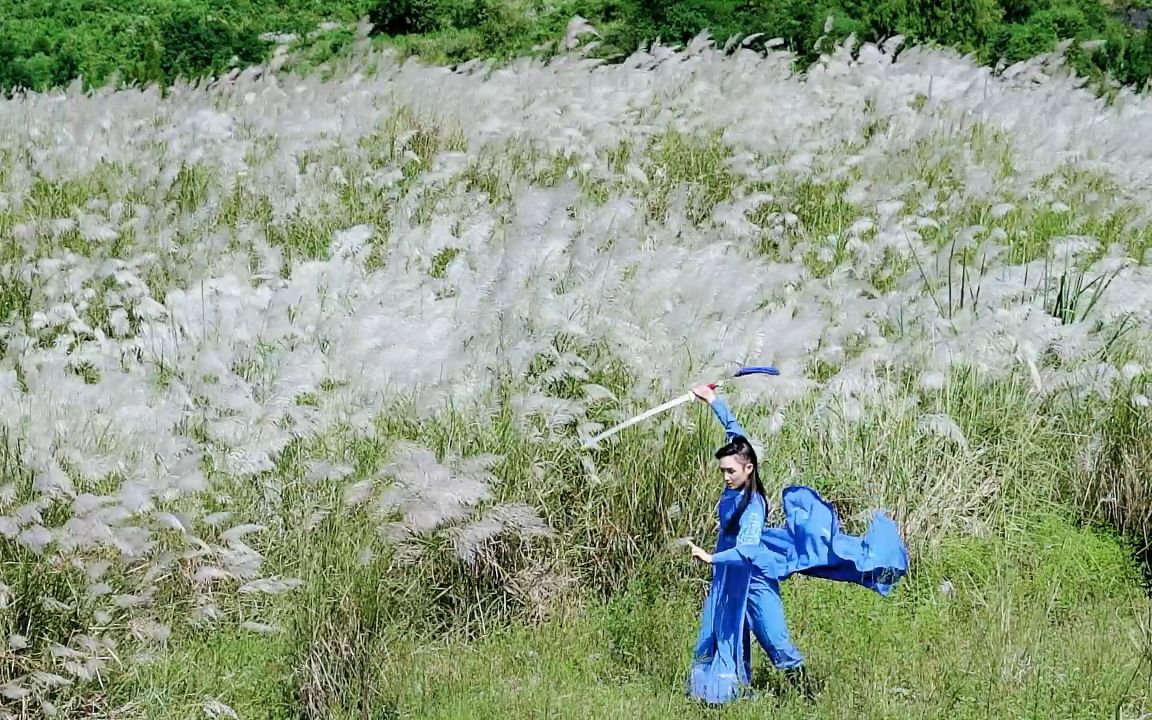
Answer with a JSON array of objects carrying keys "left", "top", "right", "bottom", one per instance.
[
  {"left": 710, "top": 496, "right": 765, "bottom": 566},
  {"left": 708, "top": 396, "right": 748, "bottom": 442}
]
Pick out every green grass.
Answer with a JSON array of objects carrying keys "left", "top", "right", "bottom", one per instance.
[
  {"left": 113, "top": 512, "right": 1152, "bottom": 718},
  {"left": 87, "top": 375, "right": 1152, "bottom": 718}
]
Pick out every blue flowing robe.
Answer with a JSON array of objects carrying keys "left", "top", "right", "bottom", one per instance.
[{"left": 687, "top": 398, "right": 909, "bottom": 704}]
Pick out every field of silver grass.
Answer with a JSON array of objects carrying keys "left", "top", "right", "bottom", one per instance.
[{"left": 1, "top": 27, "right": 1151, "bottom": 717}]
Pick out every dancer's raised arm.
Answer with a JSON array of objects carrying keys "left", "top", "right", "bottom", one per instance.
[{"left": 691, "top": 385, "right": 747, "bottom": 441}]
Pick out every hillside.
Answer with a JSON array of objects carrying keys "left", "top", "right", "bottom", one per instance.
[{"left": 1, "top": 30, "right": 1150, "bottom": 717}]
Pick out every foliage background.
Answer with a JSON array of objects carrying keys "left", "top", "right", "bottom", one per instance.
[{"left": 3, "top": 0, "right": 1152, "bottom": 93}]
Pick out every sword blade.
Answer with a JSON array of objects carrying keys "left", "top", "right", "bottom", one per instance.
[{"left": 582, "top": 391, "right": 696, "bottom": 448}]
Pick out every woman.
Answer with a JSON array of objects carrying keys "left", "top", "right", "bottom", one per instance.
[{"left": 684, "top": 385, "right": 908, "bottom": 705}]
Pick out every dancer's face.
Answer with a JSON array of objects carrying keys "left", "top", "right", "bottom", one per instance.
[{"left": 718, "top": 455, "right": 753, "bottom": 490}]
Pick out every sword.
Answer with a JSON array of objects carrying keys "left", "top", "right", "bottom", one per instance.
[{"left": 581, "top": 366, "right": 779, "bottom": 449}]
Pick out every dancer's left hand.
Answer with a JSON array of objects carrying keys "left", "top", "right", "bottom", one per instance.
[{"left": 686, "top": 541, "right": 713, "bottom": 564}]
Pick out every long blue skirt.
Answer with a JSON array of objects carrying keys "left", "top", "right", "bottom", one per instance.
[{"left": 688, "top": 484, "right": 909, "bottom": 704}]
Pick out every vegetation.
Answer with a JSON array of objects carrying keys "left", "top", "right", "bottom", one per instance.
[
  {"left": 112, "top": 516, "right": 1147, "bottom": 719},
  {"left": 2, "top": 0, "right": 1152, "bottom": 94},
  {"left": 1, "top": 11, "right": 1151, "bottom": 720}
]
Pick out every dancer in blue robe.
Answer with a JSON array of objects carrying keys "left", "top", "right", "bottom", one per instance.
[{"left": 684, "top": 385, "right": 909, "bottom": 705}]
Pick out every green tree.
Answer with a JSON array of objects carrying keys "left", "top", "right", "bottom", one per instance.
[
  {"left": 157, "top": 9, "right": 263, "bottom": 82},
  {"left": 880, "top": 0, "right": 1005, "bottom": 52}
]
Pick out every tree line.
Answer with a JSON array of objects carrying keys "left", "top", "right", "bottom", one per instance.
[{"left": 1, "top": 0, "right": 1150, "bottom": 95}]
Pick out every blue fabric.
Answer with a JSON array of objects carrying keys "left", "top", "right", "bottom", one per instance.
[
  {"left": 688, "top": 488, "right": 764, "bottom": 703},
  {"left": 687, "top": 397, "right": 909, "bottom": 705}
]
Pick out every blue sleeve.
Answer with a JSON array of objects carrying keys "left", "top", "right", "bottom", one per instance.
[
  {"left": 709, "top": 396, "right": 747, "bottom": 441},
  {"left": 711, "top": 497, "right": 765, "bottom": 566}
]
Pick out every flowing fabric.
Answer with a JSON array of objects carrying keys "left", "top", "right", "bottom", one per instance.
[{"left": 687, "top": 398, "right": 909, "bottom": 705}]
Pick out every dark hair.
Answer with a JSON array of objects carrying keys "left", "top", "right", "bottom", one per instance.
[{"left": 716, "top": 435, "right": 766, "bottom": 533}]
